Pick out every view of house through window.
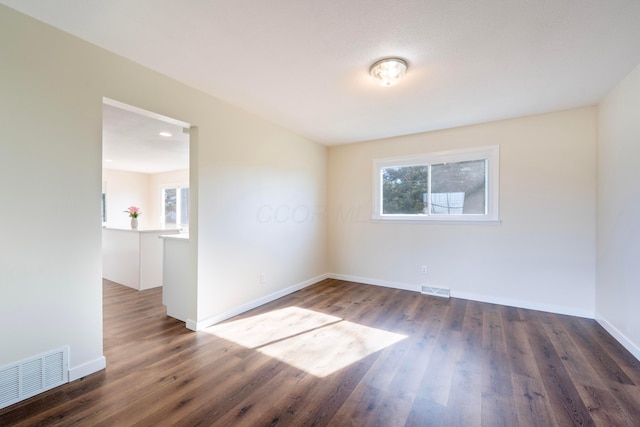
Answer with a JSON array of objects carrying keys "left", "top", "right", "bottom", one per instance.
[
  {"left": 163, "top": 187, "right": 189, "bottom": 226},
  {"left": 430, "top": 159, "right": 486, "bottom": 214},
  {"left": 375, "top": 146, "right": 499, "bottom": 221}
]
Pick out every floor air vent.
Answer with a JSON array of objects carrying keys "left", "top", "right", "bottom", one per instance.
[
  {"left": 0, "top": 346, "right": 69, "bottom": 410},
  {"left": 420, "top": 286, "right": 450, "bottom": 298}
]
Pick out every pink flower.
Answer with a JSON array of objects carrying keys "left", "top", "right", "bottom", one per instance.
[{"left": 124, "top": 206, "right": 141, "bottom": 218}]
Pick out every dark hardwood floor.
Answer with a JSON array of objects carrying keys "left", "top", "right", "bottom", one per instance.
[{"left": 2, "top": 278, "right": 640, "bottom": 426}]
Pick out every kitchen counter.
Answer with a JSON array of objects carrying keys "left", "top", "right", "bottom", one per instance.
[
  {"left": 102, "top": 227, "right": 181, "bottom": 290},
  {"left": 160, "top": 233, "right": 190, "bottom": 322}
]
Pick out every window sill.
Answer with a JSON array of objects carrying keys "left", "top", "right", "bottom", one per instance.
[{"left": 372, "top": 216, "right": 501, "bottom": 225}]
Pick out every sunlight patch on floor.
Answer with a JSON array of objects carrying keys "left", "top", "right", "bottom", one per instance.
[{"left": 205, "top": 307, "right": 406, "bottom": 377}]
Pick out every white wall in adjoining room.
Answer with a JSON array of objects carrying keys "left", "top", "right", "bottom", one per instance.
[
  {"left": 596, "top": 61, "right": 640, "bottom": 359},
  {"left": 102, "top": 168, "right": 190, "bottom": 230},
  {"left": 102, "top": 168, "right": 152, "bottom": 229},
  {"left": 328, "top": 107, "right": 597, "bottom": 317},
  {"left": 148, "top": 169, "right": 189, "bottom": 229}
]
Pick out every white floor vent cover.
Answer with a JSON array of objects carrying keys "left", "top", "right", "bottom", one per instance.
[
  {"left": 420, "top": 286, "right": 450, "bottom": 298},
  {"left": 0, "top": 346, "right": 69, "bottom": 410}
]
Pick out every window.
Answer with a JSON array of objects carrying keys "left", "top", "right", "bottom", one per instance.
[
  {"left": 163, "top": 186, "right": 189, "bottom": 226},
  {"left": 373, "top": 146, "right": 499, "bottom": 221},
  {"left": 101, "top": 192, "right": 107, "bottom": 223}
]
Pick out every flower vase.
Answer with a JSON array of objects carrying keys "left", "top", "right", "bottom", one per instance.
[{"left": 131, "top": 217, "right": 138, "bottom": 229}]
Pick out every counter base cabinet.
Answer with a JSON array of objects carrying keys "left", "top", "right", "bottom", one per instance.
[
  {"left": 102, "top": 228, "right": 180, "bottom": 290},
  {"left": 162, "top": 237, "right": 190, "bottom": 322}
]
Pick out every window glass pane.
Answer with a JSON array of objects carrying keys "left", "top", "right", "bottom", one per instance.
[
  {"left": 430, "top": 160, "right": 486, "bottom": 214},
  {"left": 180, "top": 187, "right": 189, "bottom": 225},
  {"left": 382, "top": 165, "right": 429, "bottom": 214},
  {"left": 164, "top": 188, "right": 177, "bottom": 224}
]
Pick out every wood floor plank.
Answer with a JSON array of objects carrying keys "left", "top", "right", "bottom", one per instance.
[
  {"left": 441, "top": 301, "right": 483, "bottom": 426},
  {"left": 481, "top": 303, "right": 516, "bottom": 424},
  {"left": 404, "top": 394, "right": 446, "bottom": 427},
  {"left": 563, "top": 316, "right": 635, "bottom": 386},
  {"left": 546, "top": 324, "right": 629, "bottom": 426},
  {"left": 510, "top": 373, "right": 557, "bottom": 427},
  {"left": 332, "top": 295, "right": 448, "bottom": 427},
  {"left": 588, "top": 322, "right": 640, "bottom": 382},
  {"left": 580, "top": 384, "right": 637, "bottom": 427},
  {"left": 2, "top": 278, "right": 640, "bottom": 426},
  {"left": 525, "top": 310, "right": 597, "bottom": 426}
]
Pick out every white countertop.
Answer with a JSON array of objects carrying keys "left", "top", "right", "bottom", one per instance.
[
  {"left": 103, "top": 226, "right": 182, "bottom": 233},
  {"left": 160, "top": 233, "right": 189, "bottom": 240}
]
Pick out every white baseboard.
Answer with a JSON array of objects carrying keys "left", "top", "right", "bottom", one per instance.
[
  {"left": 595, "top": 315, "right": 640, "bottom": 362},
  {"left": 451, "top": 290, "right": 594, "bottom": 319},
  {"left": 328, "top": 273, "right": 593, "bottom": 319},
  {"left": 188, "top": 273, "right": 330, "bottom": 331},
  {"left": 185, "top": 318, "right": 198, "bottom": 331},
  {"left": 329, "top": 273, "right": 420, "bottom": 293},
  {"left": 68, "top": 355, "right": 106, "bottom": 381}
]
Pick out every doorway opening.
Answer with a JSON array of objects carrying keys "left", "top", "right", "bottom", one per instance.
[{"left": 101, "top": 98, "right": 191, "bottom": 294}]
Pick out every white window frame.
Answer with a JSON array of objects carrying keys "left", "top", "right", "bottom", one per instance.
[{"left": 373, "top": 145, "right": 500, "bottom": 222}]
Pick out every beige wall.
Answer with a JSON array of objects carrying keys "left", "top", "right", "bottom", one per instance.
[
  {"left": 0, "top": 5, "right": 327, "bottom": 376},
  {"left": 196, "top": 127, "right": 327, "bottom": 324},
  {"left": 596, "top": 62, "right": 640, "bottom": 359},
  {"left": 328, "top": 108, "right": 597, "bottom": 317},
  {"left": 102, "top": 169, "right": 152, "bottom": 228}
]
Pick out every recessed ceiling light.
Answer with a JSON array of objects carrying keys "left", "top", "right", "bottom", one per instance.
[
  {"left": 370, "top": 58, "right": 408, "bottom": 87},
  {"left": 159, "top": 131, "right": 172, "bottom": 137}
]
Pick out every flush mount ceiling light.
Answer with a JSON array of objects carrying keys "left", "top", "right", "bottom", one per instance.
[
  {"left": 370, "top": 58, "right": 408, "bottom": 87},
  {"left": 159, "top": 131, "right": 172, "bottom": 137}
]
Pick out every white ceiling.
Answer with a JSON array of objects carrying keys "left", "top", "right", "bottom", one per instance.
[
  {"left": 3, "top": 1, "right": 640, "bottom": 146},
  {"left": 102, "top": 102, "right": 189, "bottom": 174}
]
